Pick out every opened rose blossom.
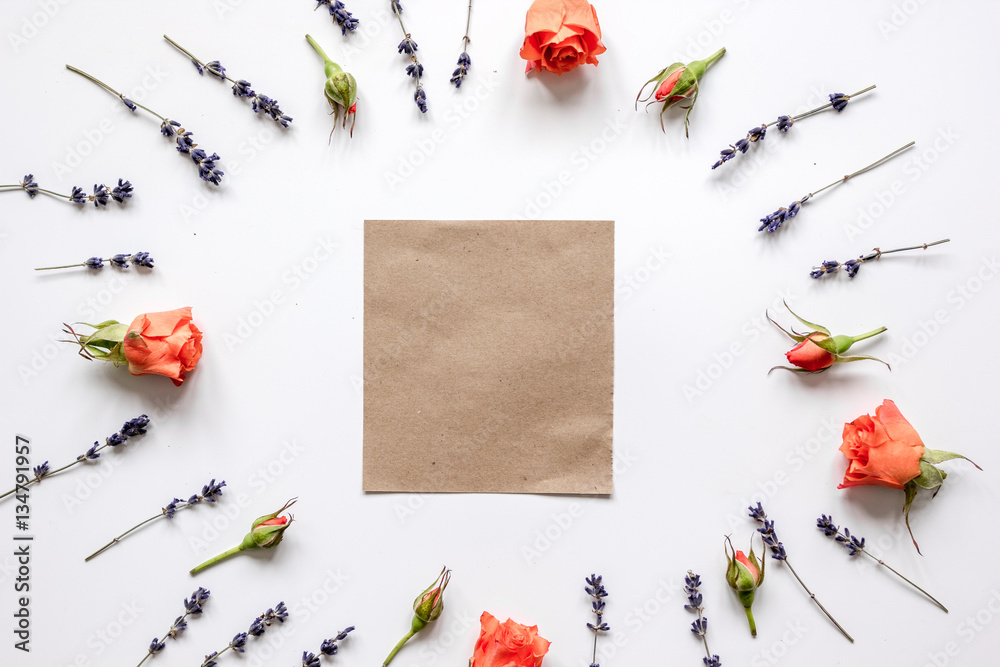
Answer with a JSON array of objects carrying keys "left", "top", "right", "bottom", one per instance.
[
  {"left": 837, "top": 400, "right": 981, "bottom": 553},
  {"left": 471, "top": 612, "right": 550, "bottom": 667},
  {"left": 519, "top": 0, "right": 606, "bottom": 75},
  {"left": 61, "top": 307, "right": 203, "bottom": 386}
]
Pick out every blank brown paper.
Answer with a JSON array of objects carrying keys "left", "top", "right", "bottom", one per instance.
[{"left": 363, "top": 220, "right": 614, "bottom": 494}]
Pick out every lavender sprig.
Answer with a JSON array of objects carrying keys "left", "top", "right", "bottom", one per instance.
[
  {"left": 85, "top": 479, "right": 226, "bottom": 561},
  {"left": 749, "top": 503, "right": 853, "bottom": 642},
  {"left": 758, "top": 141, "right": 915, "bottom": 233},
  {"left": 450, "top": 1, "right": 473, "bottom": 88},
  {"left": 392, "top": 1, "right": 427, "bottom": 113},
  {"left": 136, "top": 588, "right": 211, "bottom": 667},
  {"left": 66, "top": 65, "right": 224, "bottom": 185},
  {"left": 202, "top": 603, "right": 288, "bottom": 667},
  {"left": 0, "top": 415, "right": 149, "bottom": 502},
  {"left": 164, "top": 36, "right": 293, "bottom": 128},
  {"left": 585, "top": 574, "right": 609, "bottom": 667},
  {"left": 810, "top": 239, "right": 950, "bottom": 279},
  {"left": 300, "top": 626, "right": 354, "bottom": 666},
  {"left": 1, "top": 175, "right": 133, "bottom": 207},
  {"left": 712, "top": 85, "right": 876, "bottom": 169},
  {"left": 816, "top": 515, "right": 947, "bottom": 611},
  {"left": 315, "top": 0, "right": 359, "bottom": 35},
  {"left": 36, "top": 251, "right": 154, "bottom": 272},
  {"left": 684, "top": 571, "right": 720, "bottom": 667}
]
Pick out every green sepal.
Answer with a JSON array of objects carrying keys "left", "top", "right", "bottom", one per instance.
[
  {"left": 768, "top": 365, "right": 828, "bottom": 375},
  {"left": 912, "top": 461, "right": 945, "bottom": 490},
  {"left": 82, "top": 323, "right": 130, "bottom": 348},
  {"left": 635, "top": 62, "right": 684, "bottom": 106},
  {"left": 902, "top": 481, "right": 921, "bottom": 554},
  {"left": 922, "top": 449, "right": 982, "bottom": 470},
  {"left": 833, "top": 354, "right": 891, "bottom": 370},
  {"left": 783, "top": 301, "right": 830, "bottom": 335},
  {"left": 766, "top": 310, "right": 808, "bottom": 343}
]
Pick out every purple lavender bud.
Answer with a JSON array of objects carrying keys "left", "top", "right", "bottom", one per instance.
[
  {"left": 734, "top": 138, "right": 749, "bottom": 153},
  {"left": 91, "top": 184, "right": 110, "bottom": 207},
  {"left": 398, "top": 37, "right": 418, "bottom": 55},
  {"left": 830, "top": 93, "right": 849, "bottom": 112},
  {"left": 232, "top": 79, "right": 255, "bottom": 98},
  {"left": 69, "top": 186, "right": 86, "bottom": 204},
  {"left": 202, "top": 479, "right": 226, "bottom": 502},
  {"left": 230, "top": 632, "right": 248, "bottom": 653},
  {"left": 21, "top": 174, "right": 39, "bottom": 197},
  {"left": 110, "top": 253, "right": 130, "bottom": 268},
  {"left": 165, "top": 498, "right": 181, "bottom": 519},
  {"left": 111, "top": 178, "right": 133, "bottom": 203},
  {"left": 748, "top": 125, "right": 766, "bottom": 142},
  {"left": 414, "top": 87, "right": 427, "bottom": 113},
  {"left": 303, "top": 652, "right": 321, "bottom": 667},
  {"left": 406, "top": 62, "right": 424, "bottom": 79},
  {"left": 85, "top": 257, "right": 104, "bottom": 270},
  {"left": 33, "top": 461, "right": 50, "bottom": 479},
  {"left": 205, "top": 60, "right": 226, "bottom": 79},
  {"left": 122, "top": 97, "right": 137, "bottom": 112},
  {"left": 106, "top": 432, "right": 127, "bottom": 447},
  {"left": 844, "top": 258, "right": 862, "bottom": 278},
  {"left": 121, "top": 414, "right": 150, "bottom": 437},
  {"left": 149, "top": 638, "right": 166, "bottom": 654},
  {"left": 776, "top": 115, "right": 793, "bottom": 132},
  {"left": 132, "top": 252, "right": 154, "bottom": 268},
  {"left": 160, "top": 119, "right": 181, "bottom": 137}
]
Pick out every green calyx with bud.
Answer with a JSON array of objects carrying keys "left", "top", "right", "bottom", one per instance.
[
  {"left": 383, "top": 566, "right": 452, "bottom": 667},
  {"left": 61, "top": 320, "right": 130, "bottom": 364},
  {"left": 725, "top": 535, "right": 764, "bottom": 637},
  {"left": 768, "top": 300, "right": 890, "bottom": 374},
  {"left": 189, "top": 498, "right": 297, "bottom": 575},
  {"left": 635, "top": 47, "right": 726, "bottom": 136},
  {"left": 903, "top": 450, "right": 982, "bottom": 554},
  {"left": 306, "top": 34, "right": 357, "bottom": 138}
]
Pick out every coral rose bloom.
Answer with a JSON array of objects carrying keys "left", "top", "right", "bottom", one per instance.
[
  {"left": 838, "top": 399, "right": 924, "bottom": 490},
  {"left": 520, "top": 0, "right": 606, "bottom": 75},
  {"left": 123, "top": 307, "right": 203, "bottom": 386},
  {"left": 471, "top": 612, "right": 550, "bottom": 667}
]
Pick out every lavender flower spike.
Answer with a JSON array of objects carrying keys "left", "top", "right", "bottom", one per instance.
[
  {"left": 136, "top": 588, "right": 211, "bottom": 667},
  {"left": 684, "top": 570, "right": 720, "bottom": 667},
  {"left": 810, "top": 239, "right": 950, "bottom": 280}
]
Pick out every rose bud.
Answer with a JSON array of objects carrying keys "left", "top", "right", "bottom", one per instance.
[
  {"left": 838, "top": 400, "right": 981, "bottom": 553},
  {"left": 725, "top": 536, "right": 765, "bottom": 637},
  {"left": 767, "top": 301, "right": 887, "bottom": 374},
  {"left": 61, "top": 307, "right": 203, "bottom": 386},
  {"left": 306, "top": 34, "right": 358, "bottom": 138},
  {"left": 636, "top": 48, "right": 725, "bottom": 136},
  {"left": 189, "top": 499, "right": 296, "bottom": 575},
  {"left": 383, "top": 566, "right": 452, "bottom": 666},
  {"left": 520, "top": 0, "right": 606, "bottom": 76}
]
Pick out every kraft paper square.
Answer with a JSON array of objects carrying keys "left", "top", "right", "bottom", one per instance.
[{"left": 363, "top": 219, "right": 614, "bottom": 494}]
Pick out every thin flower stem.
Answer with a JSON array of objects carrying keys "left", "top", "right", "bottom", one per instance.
[
  {"left": 462, "top": 0, "right": 473, "bottom": 49},
  {"left": 809, "top": 142, "right": 914, "bottom": 198},
  {"left": 780, "top": 85, "right": 877, "bottom": 125},
  {"left": 862, "top": 238, "right": 951, "bottom": 261},
  {"left": 162, "top": 35, "right": 201, "bottom": 65},
  {"left": 85, "top": 510, "right": 171, "bottom": 561},
  {"left": 66, "top": 65, "right": 166, "bottom": 121},
  {"left": 783, "top": 558, "right": 854, "bottom": 642},
  {"left": 190, "top": 543, "right": 244, "bottom": 574},
  {"left": 383, "top": 629, "right": 416, "bottom": 667},
  {"left": 0, "top": 184, "right": 25, "bottom": 189},
  {"left": 0, "top": 441, "right": 111, "bottom": 500},
  {"left": 34, "top": 187, "right": 72, "bottom": 200},
  {"left": 860, "top": 550, "right": 948, "bottom": 611},
  {"left": 392, "top": 3, "right": 421, "bottom": 92},
  {"left": 35, "top": 263, "right": 86, "bottom": 271},
  {"left": 697, "top": 608, "right": 712, "bottom": 658},
  {"left": 591, "top": 633, "right": 598, "bottom": 664}
]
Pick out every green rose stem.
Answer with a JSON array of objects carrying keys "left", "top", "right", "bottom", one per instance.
[
  {"left": 65, "top": 65, "right": 166, "bottom": 121},
  {"left": 189, "top": 499, "right": 296, "bottom": 575},
  {"left": 744, "top": 607, "right": 756, "bottom": 637}
]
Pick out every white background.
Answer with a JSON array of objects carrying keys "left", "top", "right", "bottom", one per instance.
[{"left": 2, "top": 1, "right": 999, "bottom": 666}]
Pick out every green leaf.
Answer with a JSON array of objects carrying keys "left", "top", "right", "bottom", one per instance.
[
  {"left": 922, "top": 449, "right": 983, "bottom": 470},
  {"left": 912, "top": 461, "right": 944, "bottom": 490},
  {"left": 783, "top": 301, "right": 830, "bottom": 335}
]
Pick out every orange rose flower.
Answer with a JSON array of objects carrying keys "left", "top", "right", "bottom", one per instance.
[
  {"left": 122, "top": 307, "right": 203, "bottom": 386},
  {"left": 838, "top": 400, "right": 924, "bottom": 490},
  {"left": 519, "top": 0, "right": 606, "bottom": 75},
  {"left": 471, "top": 612, "right": 550, "bottom": 667}
]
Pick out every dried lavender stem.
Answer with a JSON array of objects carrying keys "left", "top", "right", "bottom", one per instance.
[
  {"left": 781, "top": 85, "right": 876, "bottom": 125},
  {"left": 809, "top": 141, "right": 914, "bottom": 198},
  {"left": 863, "top": 238, "right": 950, "bottom": 261},
  {"left": 65, "top": 65, "right": 166, "bottom": 120},
  {"left": 859, "top": 551, "right": 947, "bottom": 611},
  {"left": 783, "top": 558, "right": 854, "bottom": 642}
]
